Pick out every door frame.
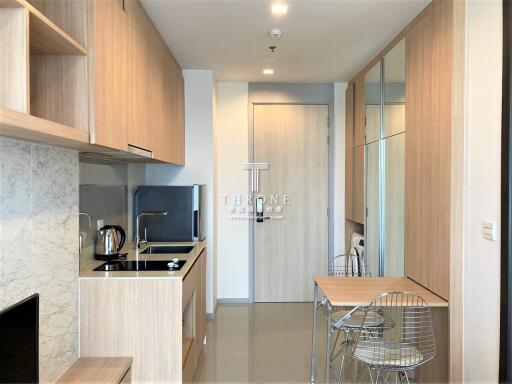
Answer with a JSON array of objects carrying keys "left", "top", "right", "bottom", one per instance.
[{"left": 248, "top": 102, "right": 331, "bottom": 303}]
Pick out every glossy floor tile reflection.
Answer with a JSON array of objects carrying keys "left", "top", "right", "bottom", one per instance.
[
  {"left": 194, "top": 303, "right": 344, "bottom": 384},
  {"left": 194, "top": 303, "right": 447, "bottom": 384}
]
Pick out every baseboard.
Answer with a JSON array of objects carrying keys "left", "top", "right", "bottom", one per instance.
[{"left": 217, "top": 298, "right": 250, "bottom": 304}]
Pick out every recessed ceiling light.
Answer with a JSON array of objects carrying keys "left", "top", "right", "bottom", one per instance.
[
  {"left": 263, "top": 69, "right": 274, "bottom": 75},
  {"left": 272, "top": 4, "right": 288, "bottom": 15}
]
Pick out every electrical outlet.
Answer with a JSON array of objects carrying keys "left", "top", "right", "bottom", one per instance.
[{"left": 482, "top": 221, "right": 496, "bottom": 241}]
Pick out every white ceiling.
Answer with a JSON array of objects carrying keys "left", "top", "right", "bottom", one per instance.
[{"left": 141, "top": 0, "right": 430, "bottom": 83}]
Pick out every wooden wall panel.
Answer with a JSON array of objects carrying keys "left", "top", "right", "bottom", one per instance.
[
  {"left": 345, "top": 82, "right": 354, "bottom": 220},
  {"left": 405, "top": 0, "right": 452, "bottom": 300},
  {"left": 353, "top": 145, "right": 365, "bottom": 225}
]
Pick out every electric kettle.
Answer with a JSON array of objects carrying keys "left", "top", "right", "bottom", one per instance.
[{"left": 95, "top": 225, "right": 126, "bottom": 260}]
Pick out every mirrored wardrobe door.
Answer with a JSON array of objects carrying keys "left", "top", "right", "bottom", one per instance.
[
  {"left": 383, "top": 38, "right": 406, "bottom": 138},
  {"left": 365, "top": 141, "right": 380, "bottom": 276},
  {"left": 365, "top": 61, "right": 381, "bottom": 144},
  {"left": 383, "top": 133, "right": 405, "bottom": 277}
]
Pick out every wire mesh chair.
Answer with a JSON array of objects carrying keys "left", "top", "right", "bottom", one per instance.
[
  {"left": 328, "top": 253, "right": 372, "bottom": 278},
  {"left": 338, "top": 292, "right": 437, "bottom": 384},
  {"left": 317, "top": 254, "right": 373, "bottom": 364}
]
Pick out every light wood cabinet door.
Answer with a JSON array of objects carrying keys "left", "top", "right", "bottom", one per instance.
[
  {"left": 154, "top": 49, "right": 185, "bottom": 164},
  {"left": 404, "top": 0, "right": 452, "bottom": 300},
  {"left": 90, "top": 0, "right": 128, "bottom": 151},
  {"left": 125, "top": 0, "right": 154, "bottom": 153},
  {"left": 200, "top": 249, "right": 206, "bottom": 347},
  {"left": 354, "top": 75, "right": 365, "bottom": 147},
  {"left": 345, "top": 83, "right": 354, "bottom": 221},
  {"left": 353, "top": 145, "right": 365, "bottom": 225},
  {"left": 124, "top": 0, "right": 184, "bottom": 163},
  {"left": 90, "top": 0, "right": 185, "bottom": 162},
  {"left": 194, "top": 250, "right": 205, "bottom": 369}
]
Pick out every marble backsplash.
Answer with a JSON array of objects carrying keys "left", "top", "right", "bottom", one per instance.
[{"left": 0, "top": 138, "right": 79, "bottom": 383}]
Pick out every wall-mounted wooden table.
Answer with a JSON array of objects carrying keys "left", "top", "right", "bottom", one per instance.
[{"left": 310, "top": 276, "right": 448, "bottom": 383}]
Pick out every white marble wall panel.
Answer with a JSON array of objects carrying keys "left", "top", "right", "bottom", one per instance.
[{"left": 0, "top": 138, "right": 79, "bottom": 383}]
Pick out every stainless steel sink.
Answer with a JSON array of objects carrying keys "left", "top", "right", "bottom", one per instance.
[{"left": 140, "top": 245, "right": 194, "bottom": 255}]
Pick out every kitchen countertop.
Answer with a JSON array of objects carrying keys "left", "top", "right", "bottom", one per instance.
[{"left": 79, "top": 241, "right": 206, "bottom": 279}]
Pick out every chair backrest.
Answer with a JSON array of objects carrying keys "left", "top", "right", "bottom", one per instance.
[
  {"left": 328, "top": 254, "right": 371, "bottom": 277},
  {"left": 350, "top": 291, "right": 436, "bottom": 370}
]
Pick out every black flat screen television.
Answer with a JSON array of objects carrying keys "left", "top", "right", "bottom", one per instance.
[{"left": 0, "top": 294, "right": 39, "bottom": 383}]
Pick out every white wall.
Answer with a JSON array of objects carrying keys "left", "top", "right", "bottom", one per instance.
[
  {"left": 215, "top": 82, "right": 250, "bottom": 300},
  {"left": 334, "top": 83, "right": 347, "bottom": 255},
  {"left": 214, "top": 82, "right": 346, "bottom": 300},
  {"left": 463, "top": 1, "right": 502, "bottom": 382},
  {"left": 146, "top": 70, "right": 217, "bottom": 314}
]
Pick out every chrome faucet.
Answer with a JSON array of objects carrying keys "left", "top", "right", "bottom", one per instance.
[{"left": 136, "top": 211, "right": 168, "bottom": 250}]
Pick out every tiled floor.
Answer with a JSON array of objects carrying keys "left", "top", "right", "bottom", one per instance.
[
  {"left": 194, "top": 303, "right": 448, "bottom": 384},
  {"left": 194, "top": 303, "right": 370, "bottom": 384}
]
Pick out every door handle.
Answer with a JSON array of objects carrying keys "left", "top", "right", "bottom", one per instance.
[{"left": 256, "top": 196, "right": 267, "bottom": 222}]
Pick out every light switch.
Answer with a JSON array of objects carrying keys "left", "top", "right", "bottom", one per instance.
[
  {"left": 97, "top": 218, "right": 104, "bottom": 231},
  {"left": 482, "top": 221, "right": 496, "bottom": 241}
]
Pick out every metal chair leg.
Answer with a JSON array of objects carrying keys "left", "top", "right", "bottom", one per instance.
[
  {"left": 368, "top": 367, "right": 374, "bottom": 384},
  {"left": 330, "top": 329, "right": 341, "bottom": 363},
  {"left": 403, "top": 371, "right": 410, "bottom": 384},
  {"left": 336, "top": 353, "right": 345, "bottom": 384}
]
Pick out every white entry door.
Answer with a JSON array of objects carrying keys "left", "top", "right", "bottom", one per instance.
[{"left": 253, "top": 104, "right": 329, "bottom": 302}]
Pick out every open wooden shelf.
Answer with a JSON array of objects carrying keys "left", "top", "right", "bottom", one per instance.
[
  {"left": 0, "top": 107, "right": 89, "bottom": 148},
  {"left": 1, "top": 0, "right": 86, "bottom": 55},
  {"left": 21, "top": 0, "right": 86, "bottom": 55}
]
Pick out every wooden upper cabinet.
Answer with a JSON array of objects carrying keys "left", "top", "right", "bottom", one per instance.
[
  {"left": 151, "top": 25, "right": 185, "bottom": 164},
  {"left": 345, "top": 83, "right": 354, "bottom": 221},
  {"left": 89, "top": 0, "right": 185, "bottom": 164},
  {"left": 124, "top": 0, "right": 184, "bottom": 164},
  {"left": 354, "top": 75, "right": 365, "bottom": 147},
  {"left": 89, "top": 0, "right": 129, "bottom": 152},
  {"left": 125, "top": 0, "right": 152, "bottom": 153}
]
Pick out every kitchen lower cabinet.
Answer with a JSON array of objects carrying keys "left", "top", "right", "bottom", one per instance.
[
  {"left": 80, "top": 247, "right": 207, "bottom": 383},
  {"left": 182, "top": 249, "right": 206, "bottom": 381}
]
